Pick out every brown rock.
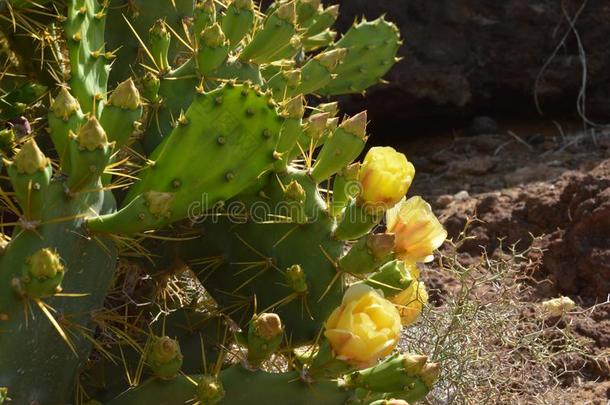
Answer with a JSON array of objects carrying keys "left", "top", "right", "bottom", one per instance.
[
  {"left": 504, "top": 164, "right": 565, "bottom": 186},
  {"left": 448, "top": 156, "right": 497, "bottom": 176}
]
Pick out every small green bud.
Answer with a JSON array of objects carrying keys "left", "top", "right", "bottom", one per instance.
[
  {"left": 146, "top": 336, "right": 183, "bottom": 380},
  {"left": 18, "top": 248, "right": 65, "bottom": 298},
  {"left": 51, "top": 87, "right": 80, "bottom": 120},
  {"left": 75, "top": 116, "right": 109, "bottom": 151},
  {"left": 252, "top": 313, "right": 283, "bottom": 340},
  {"left": 197, "top": 375, "right": 225, "bottom": 405},
  {"left": 27, "top": 248, "right": 63, "bottom": 279},
  {"left": 13, "top": 139, "right": 50, "bottom": 174},
  {"left": 282, "top": 95, "right": 305, "bottom": 119},
  {"left": 420, "top": 362, "right": 440, "bottom": 388},
  {"left": 108, "top": 78, "right": 141, "bottom": 110},
  {"left": 233, "top": 0, "right": 253, "bottom": 10},
  {"left": 288, "top": 35, "right": 302, "bottom": 49},
  {"left": 339, "top": 111, "right": 367, "bottom": 139},
  {"left": 326, "top": 117, "right": 339, "bottom": 132},
  {"left": 150, "top": 19, "right": 170, "bottom": 40},
  {"left": 403, "top": 353, "right": 428, "bottom": 376},
  {"left": 317, "top": 102, "right": 338, "bottom": 117},
  {"left": 0, "top": 128, "right": 15, "bottom": 154},
  {"left": 142, "top": 72, "right": 161, "bottom": 102},
  {"left": 144, "top": 191, "right": 174, "bottom": 218},
  {"left": 200, "top": 23, "right": 226, "bottom": 48},
  {"left": 325, "top": 4, "right": 339, "bottom": 19},
  {"left": 196, "top": 0, "right": 215, "bottom": 14},
  {"left": 277, "top": 1, "right": 297, "bottom": 23},
  {"left": 283, "top": 69, "right": 301, "bottom": 89},
  {"left": 341, "top": 162, "right": 361, "bottom": 181},
  {"left": 304, "top": 112, "right": 329, "bottom": 141},
  {"left": 284, "top": 180, "right": 306, "bottom": 204},
  {"left": 285, "top": 264, "right": 308, "bottom": 293},
  {"left": 315, "top": 48, "right": 346, "bottom": 71},
  {"left": 301, "top": 0, "right": 321, "bottom": 10}
]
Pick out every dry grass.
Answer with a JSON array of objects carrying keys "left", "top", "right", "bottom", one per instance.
[{"left": 400, "top": 223, "right": 604, "bottom": 404}]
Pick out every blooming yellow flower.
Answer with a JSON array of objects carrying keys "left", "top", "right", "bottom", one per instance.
[
  {"left": 386, "top": 196, "right": 447, "bottom": 263},
  {"left": 358, "top": 147, "right": 415, "bottom": 211},
  {"left": 324, "top": 284, "right": 401, "bottom": 367},
  {"left": 391, "top": 281, "right": 428, "bottom": 325},
  {"left": 541, "top": 296, "right": 575, "bottom": 316}
]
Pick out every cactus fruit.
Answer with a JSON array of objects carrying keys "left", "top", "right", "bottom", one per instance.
[{"left": 0, "top": 1, "right": 449, "bottom": 404}]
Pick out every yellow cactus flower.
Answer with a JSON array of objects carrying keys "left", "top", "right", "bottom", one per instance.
[
  {"left": 386, "top": 196, "right": 447, "bottom": 263},
  {"left": 391, "top": 281, "right": 428, "bottom": 325},
  {"left": 541, "top": 296, "right": 575, "bottom": 316},
  {"left": 324, "top": 284, "right": 401, "bottom": 367},
  {"left": 358, "top": 147, "right": 415, "bottom": 212}
]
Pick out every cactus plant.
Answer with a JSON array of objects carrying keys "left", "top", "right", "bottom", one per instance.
[{"left": 0, "top": 1, "right": 445, "bottom": 404}]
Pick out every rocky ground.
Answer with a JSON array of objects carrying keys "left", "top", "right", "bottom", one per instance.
[{"left": 397, "top": 118, "right": 610, "bottom": 403}]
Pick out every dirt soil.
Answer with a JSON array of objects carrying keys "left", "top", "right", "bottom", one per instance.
[{"left": 398, "top": 119, "right": 610, "bottom": 403}]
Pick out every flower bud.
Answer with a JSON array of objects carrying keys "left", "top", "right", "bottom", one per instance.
[
  {"left": 201, "top": 23, "right": 226, "bottom": 48},
  {"left": 340, "top": 111, "right": 367, "bottom": 139},
  {"left": 197, "top": 375, "right": 225, "bottom": 405},
  {"left": 28, "top": 248, "right": 63, "bottom": 279},
  {"left": 51, "top": 87, "right": 80, "bottom": 120},
  {"left": 315, "top": 48, "right": 346, "bottom": 71},
  {"left": 252, "top": 313, "right": 283, "bottom": 340},
  {"left": 317, "top": 102, "right": 338, "bottom": 117},
  {"left": 386, "top": 196, "right": 447, "bottom": 263},
  {"left": 304, "top": 112, "right": 329, "bottom": 142},
  {"left": 277, "top": 1, "right": 296, "bottom": 23},
  {"left": 282, "top": 95, "right": 305, "bottom": 119},
  {"left": 18, "top": 248, "right": 65, "bottom": 298},
  {"left": 75, "top": 116, "right": 109, "bottom": 151},
  {"left": 358, "top": 147, "right": 415, "bottom": 211},
  {"left": 233, "top": 0, "right": 253, "bottom": 10},
  {"left": 108, "top": 78, "right": 141, "bottom": 110},
  {"left": 142, "top": 72, "right": 161, "bottom": 102},
  {"left": 143, "top": 191, "right": 174, "bottom": 218},
  {"left": 403, "top": 353, "right": 428, "bottom": 375},
  {"left": 284, "top": 180, "right": 306, "bottom": 204},
  {"left": 420, "top": 362, "right": 440, "bottom": 388},
  {"left": 13, "top": 139, "right": 50, "bottom": 174},
  {"left": 283, "top": 69, "right": 302, "bottom": 90},
  {"left": 0, "top": 128, "right": 15, "bottom": 154},
  {"left": 146, "top": 336, "right": 183, "bottom": 380},
  {"left": 247, "top": 313, "right": 284, "bottom": 366},
  {"left": 325, "top": 284, "right": 401, "bottom": 367},
  {"left": 285, "top": 264, "right": 308, "bottom": 293}
]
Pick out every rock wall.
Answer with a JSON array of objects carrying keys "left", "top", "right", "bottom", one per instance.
[{"left": 332, "top": 0, "right": 610, "bottom": 129}]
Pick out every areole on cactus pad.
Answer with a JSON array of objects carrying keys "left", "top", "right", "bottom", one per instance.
[{"left": 0, "top": 1, "right": 445, "bottom": 404}]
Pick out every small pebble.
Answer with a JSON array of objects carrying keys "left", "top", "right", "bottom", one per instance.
[{"left": 454, "top": 190, "right": 470, "bottom": 201}]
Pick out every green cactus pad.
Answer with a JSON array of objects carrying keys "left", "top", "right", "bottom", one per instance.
[
  {"left": 64, "top": 0, "right": 109, "bottom": 114},
  {"left": 87, "top": 83, "right": 282, "bottom": 234},
  {"left": 239, "top": 2, "right": 297, "bottom": 64},
  {"left": 0, "top": 185, "right": 117, "bottom": 404},
  {"left": 179, "top": 170, "right": 345, "bottom": 343},
  {"left": 221, "top": 0, "right": 255, "bottom": 49},
  {"left": 318, "top": 17, "right": 401, "bottom": 96}
]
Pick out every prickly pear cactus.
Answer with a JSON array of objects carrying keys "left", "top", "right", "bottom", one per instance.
[{"left": 0, "top": 1, "right": 447, "bottom": 404}]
